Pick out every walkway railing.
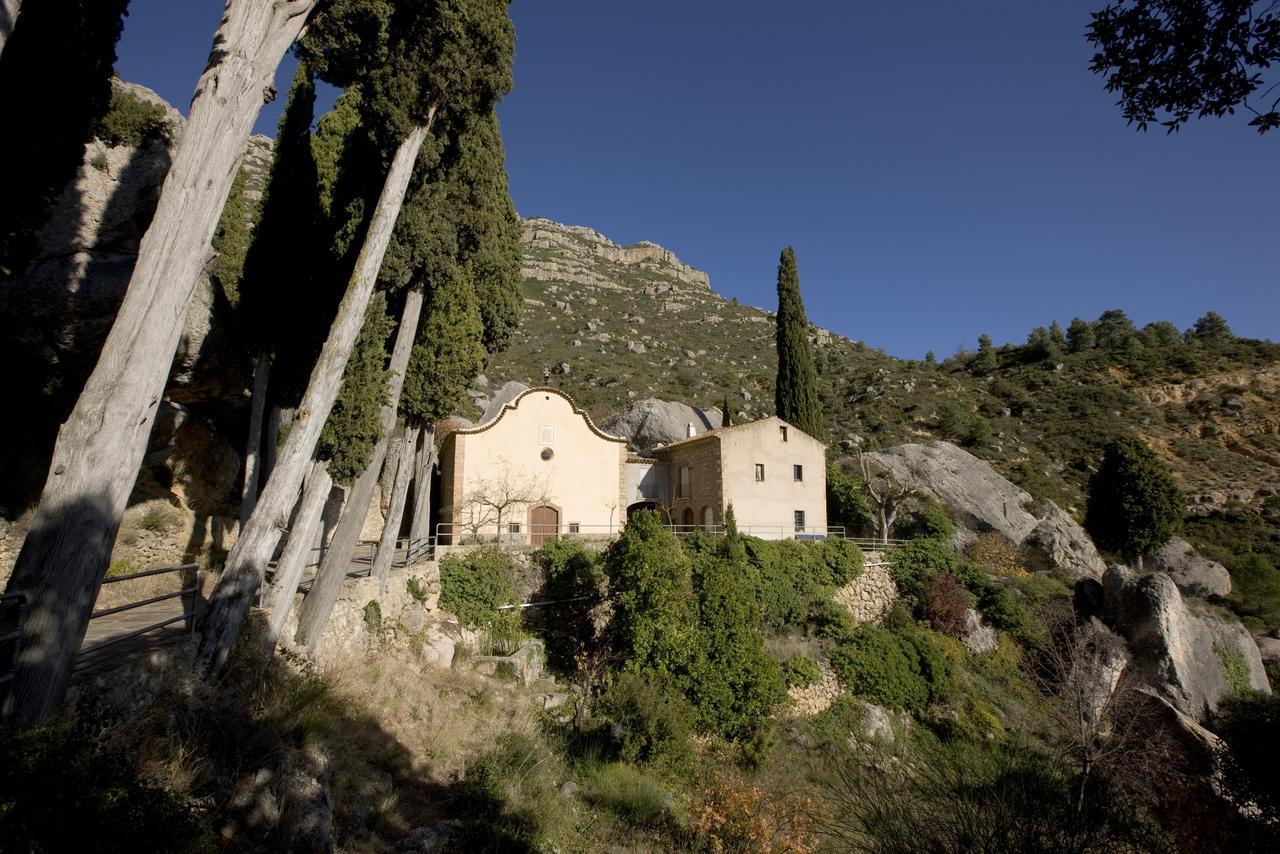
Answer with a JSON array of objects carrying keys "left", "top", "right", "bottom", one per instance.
[
  {"left": 433, "top": 522, "right": 904, "bottom": 550},
  {"left": 79, "top": 563, "right": 201, "bottom": 657}
]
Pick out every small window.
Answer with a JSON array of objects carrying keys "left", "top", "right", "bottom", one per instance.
[
  {"left": 780, "top": 425, "right": 788, "bottom": 442},
  {"left": 678, "top": 466, "right": 691, "bottom": 499},
  {"left": 568, "top": 522, "right": 580, "bottom": 534},
  {"left": 754, "top": 463, "right": 765, "bottom": 481},
  {"left": 508, "top": 522, "right": 521, "bottom": 534},
  {"left": 794, "top": 510, "right": 806, "bottom": 533},
  {"left": 793, "top": 464, "right": 803, "bottom": 482},
  {"left": 538, "top": 425, "right": 555, "bottom": 446}
]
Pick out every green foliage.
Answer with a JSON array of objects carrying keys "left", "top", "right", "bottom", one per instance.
[
  {"left": 94, "top": 89, "right": 174, "bottom": 148},
  {"left": 317, "top": 291, "right": 393, "bottom": 483},
  {"left": 773, "top": 246, "right": 823, "bottom": 438},
  {"left": 400, "top": 268, "right": 486, "bottom": 423},
  {"left": 210, "top": 165, "right": 258, "bottom": 307},
  {"left": 105, "top": 559, "right": 138, "bottom": 578},
  {"left": 1213, "top": 693, "right": 1280, "bottom": 828},
  {"left": 0, "top": 709, "right": 199, "bottom": 851},
  {"left": 829, "top": 624, "right": 953, "bottom": 711},
  {"left": 531, "top": 537, "right": 603, "bottom": 673},
  {"left": 452, "top": 731, "right": 571, "bottom": 851},
  {"left": 362, "top": 599, "right": 383, "bottom": 635},
  {"left": 970, "top": 334, "right": 997, "bottom": 375},
  {"left": 896, "top": 495, "right": 955, "bottom": 541},
  {"left": 604, "top": 511, "right": 704, "bottom": 681},
  {"left": 1215, "top": 643, "right": 1252, "bottom": 696},
  {"left": 405, "top": 575, "right": 431, "bottom": 604},
  {"left": 439, "top": 546, "right": 516, "bottom": 627},
  {"left": 827, "top": 461, "right": 873, "bottom": 536},
  {"left": 886, "top": 538, "right": 962, "bottom": 604},
  {"left": 936, "top": 402, "right": 991, "bottom": 447},
  {"left": 1066, "top": 316, "right": 1095, "bottom": 352},
  {"left": 740, "top": 537, "right": 864, "bottom": 629},
  {"left": 1085, "top": 436, "right": 1183, "bottom": 561},
  {"left": 598, "top": 670, "right": 695, "bottom": 770},
  {"left": 782, "top": 654, "right": 822, "bottom": 688},
  {"left": 1189, "top": 310, "right": 1234, "bottom": 341},
  {"left": 581, "top": 763, "right": 677, "bottom": 828}
]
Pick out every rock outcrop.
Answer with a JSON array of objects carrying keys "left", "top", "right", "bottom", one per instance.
[
  {"left": 865, "top": 442, "right": 1103, "bottom": 579},
  {"left": 1145, "top": 536, "right": 1232, "bottom": 598},
  {"left": 1102, "top": 564, "right": 1269, "bottom": 721},
  {"left": 521, "top": 217, "right": 711, "bottom": 290},
  {"left": 478, "top": 380, "right": 530, "bottom": 425},
  {"left": 601, "top": 397, "right": 723, "bottom": 454}
]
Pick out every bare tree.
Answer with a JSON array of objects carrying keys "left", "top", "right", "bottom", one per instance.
[
  {"left": 0, "top": 0, "right": 20, "bottom": 58},
  {"left": 460, "top": 463, "right": 551, "bottom": 543},
  {"left": 406, "top": 426, "right": 437, "bottom": 542},
  {"left": 3, "top": 0, "right": 315, "bottom": 727},
  {"left": 240, "top": 353, "right": 271, "bottom": 524},
  {"left": 858, "top": 452, "right": 915, "bottom": 544},
  {"left": 372, "top": 423, "right": 421, "bottom": 592},
  {"left": 259, "top": 458, "right": 332, "bottom": 653}
]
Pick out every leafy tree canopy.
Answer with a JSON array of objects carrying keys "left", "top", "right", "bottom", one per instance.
[{"left": 1085, "top": 435, "right": 1184, "bottom": 562}]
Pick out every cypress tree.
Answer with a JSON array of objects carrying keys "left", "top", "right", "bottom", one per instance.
[
  {"left": 0, "top": 0, "right": 129, "bottom": 278},
  {"left": 400, "top": 268, "right": 486, "bottom": 424},
  {"left": 773, "top": 247, "right": 822, "bottom": 438},
  {"left": 317, "top": 292, "right": 393, "bottom": 483},
  {"left": 722, "top": 396, "right": 733, "bottom": 427},
  {"left": 1084, "top": 436, "right": 1183, "bottom": 569}
]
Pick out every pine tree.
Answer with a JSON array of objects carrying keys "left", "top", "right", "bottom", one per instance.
[
  {"left": 1094, "top": 309, "right": 1136, "bottom": 350},
  {"left": 1067, "top": 317, "right": 1095, "bottom": 352},
  {"left": 1026, "top": 326, "right": 1057, "bottom": 361},
  {"left": 971, "top": 333, "right": 998, "bottom": 375},
  {"left": 1049, "top": 320, "right": 1066, "bottom": 348},
  {"left": 773, "top": 247, "right": 822, "bottom": 438},
  {"left": 1084, "top": 436, "right": 1183, "bottom": 569},
  {"left": 1189, "top": 311, "right": 1233, "bottom": 342}
]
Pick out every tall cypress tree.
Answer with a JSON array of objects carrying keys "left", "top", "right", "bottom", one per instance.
[{"left": 773, "top": 246, "right": 822, "bottom": 438}]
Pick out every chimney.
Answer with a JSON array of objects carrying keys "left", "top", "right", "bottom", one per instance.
[{"left": 686, "top": 422, "right": 696, "bottom": 438}]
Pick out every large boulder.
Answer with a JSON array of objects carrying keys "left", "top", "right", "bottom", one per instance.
[
  {"left": 1145, "top": 536, "right": 1232, "bottom": 598},
  {"left": 865, "top": 442, "right": 1101, "bottom": 579},
  {"left": 1102, "top": 565, "right": 1269, "bottom": 721},
  {"left": 1021, "top": 500, "right": 1105, "bottom": 581},
  {"left": 601, "top": 397, "right": 723, "bottom": 454},
  {"left": 478, "top": 380, "right": 529, "bottom": 425}
]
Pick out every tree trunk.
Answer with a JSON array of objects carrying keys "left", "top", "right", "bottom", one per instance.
[
  {"left": 0, "top": 0, "right": 20, "bottom": 58},
  {"left": 196, "top": 118, "right": 435, "bottom": 675},
  {"left": 294, "top": 287, "right": 425, "bottom": 653},
  {"left": 262, "top": 404, "right": 285, "bottom": 485},
  {"left": 1, "top": 0, "right": 314, "bottom": 728},
  {"left": 260, "top": 460, "right": 332, "bottom": 653},
  {"left": 240, "top": 351, "right": 271, "bottom": 525},
  {"left": 407, "top": 426, "right": 436, "bottom": 542},
  {"left": 319, "top": 482, "right": 345, "bottom": 557},
  {"left": 373, "top": 424, "right": 420, "bottom": 593}
]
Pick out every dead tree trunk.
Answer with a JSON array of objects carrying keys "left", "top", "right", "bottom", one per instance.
[
  {"left": 373, "top": 424, "right": 420, "bottom": 593},
  {"left": 1, "top": 0, "right": 314, "bottom": 727},
  {"left": 260, "top": 460, "right": 332, "bottom": 653},
  {"left": 240, "top": 351, "right": 271, "bottom": 525},
  {"left": 196, "top": 118, "right": 435, "bottom": 675},
  {"left": 407, "top": 426, "right": 437, "bottom": 542},
  {"left": 0, "top": 0, "right": 21, "bottom": 58},
  {"left": 262, "top": 404, "right": 286, "bottom": 484},
  {"left": 294, "top": 287, "right": 425, "bottom": 652}
]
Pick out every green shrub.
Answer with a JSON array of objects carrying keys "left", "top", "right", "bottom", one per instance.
[
  {"left": 105, "top": 559, "right": 137, "bottom": 578},
  {"left": 452, "top": 732, "right": 571, "bottom": 850},
  {"left": 829, "top": 625, "right": 953, "bottom": 711},
  {"left": 1216, "top": 643, "right": 1252, "bottom": 696},
  {"left": 95, "top": 89, "right": 173, "bottom": 148},
  {"left": 1213, "top": 693, "right": 1280, "bottom": 827},
  {"left": 782, "top": 654, "right": 822, "bottom": 688},
  {"left": 887, "top": 538, "right": 960, "bottom": 603},
  {"left": 361, "top": 600, "right": 383, "bottom": 636},
  {"left": 811, "top": 597, "right": 859, "bottom": 642},
  {"left": 405, "top": 575, "right": 431, "bottom": 604},
  {"left": 896, "top": 495, "right": 955, "bottom": 542},
  {"left": 582, "top": 762, "right": 676, "bottom": 827},
  {"left": 533, "top": 537, "right": 604, "bottom": 673},
  {"left": 439, "top": 546, "right": 516, "bottom": 628},
  {"left": 598, "top": 670, "right": 696, "bottom": 770},
  {"left": 738, "top": 536, "right": 863, "bottom": 628}
]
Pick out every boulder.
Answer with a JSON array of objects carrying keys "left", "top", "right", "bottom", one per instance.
[
  {"left": 1021, "top": 500, "right": 1104, "bottom": 580},
  {"left": 863, "top": 442, "right": 1040, "bottom": 543},
  {"left": 1255, "top": 635, "right": 1280, "bottom": 667},
  {"left": 478, "top": 381, "right": 530, "bottom": 425},
  {"left": 857, "top": 701, "right": 895, "bottom": 744},
  {"left": 601, "top": 397, "right": 723, "bottom": 454},
  {"left": 1102, "top": 565, "right": 1269, "bottom": 721},
  {"left": 960, "top": 608, "right": 998, "bottom": 654},
  {"left": 1146, "top": 536, "right": 1231, "bottom": 598}
]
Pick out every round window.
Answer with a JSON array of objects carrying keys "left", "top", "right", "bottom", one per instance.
[{"left": 540, "top": 447, "right": 554, "bottom": 461}]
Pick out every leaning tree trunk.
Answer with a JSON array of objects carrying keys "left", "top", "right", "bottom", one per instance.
[
  {"left": 260, "top": 459, "right": 332, "bottom": 653},
  {"left": 262, "top": 404, "right": 286, "bottom": 484},
  {"left": 196, "top": 118, "right": 435, "bottom": 674},
  {"left": 373, "top": 423, "right": 420, "bottom": 593},
  {"left": 407, "top": 426, "right": 437, "bottom": 543},
  {"left": 294, "top": 287, "right": 425, "bottom": 652},
  {"left": 240, "top": 351, "right": 271, "bottom": 525},
  {"left": 0, "top": 0, "right": 21, "bottom": 58},
  {"left": 1, "top": 0, "right": 314, "bottom": 728}
]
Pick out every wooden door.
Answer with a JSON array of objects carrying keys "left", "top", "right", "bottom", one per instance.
[{"left": 530, "top": 505, "right": 559, "bottom": 546}]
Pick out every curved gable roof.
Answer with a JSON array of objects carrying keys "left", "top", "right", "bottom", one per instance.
[{"left": 451, "top": 386, "right": 627, "bottom": 443}]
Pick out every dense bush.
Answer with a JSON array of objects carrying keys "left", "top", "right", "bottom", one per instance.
[
  {"left": 1213, "top": 693, "right": 1280, "bottom": 831},
  {"left": 896, "top": 495, "right": 955, "bottom": 542},
  {"left": 827, "top": 460, "right": 873, "bottom": 536},
  {"left": 439, "top": 546, "right": 516, "bottom": 628},
  {"left": 94, "top": 89, "right": 174, "bottom": 148},
  {"left": 582, "top": 762, "right": 677, "bottom": 828},
  {"left": 452, "top": 732, "right": 572, "bottom": 850},
  {"left": 533, "top": 537, "right": 605, "bottom": 673},
  {"left": 739, "top": 536, "right": 863, "bottom": 628},
  {"left": 966, "top": 532, "right": 1026, "bottom": 577},
  {"left": 782, "top": 654, "right": 822, "bottom": 688},
  {"left": 829, "top": 625, "right": 953, "bottom": 711},
  {"left": 886, "top": 538, "right": 962, "bottom": 604},
  {"left": 598, "top": 670, "right": 695, "bottom": 770},
  {"left": 920, "top": 574, "right": 972, "bottom": 638}
]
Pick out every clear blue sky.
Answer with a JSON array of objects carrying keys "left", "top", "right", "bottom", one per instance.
[{"left": 115, "top": 1, "right": 1276, "bottom": 359}]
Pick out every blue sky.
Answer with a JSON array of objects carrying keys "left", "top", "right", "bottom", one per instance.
[{"left": 115, "top": 1, "right": 1276, "bottom": 359}]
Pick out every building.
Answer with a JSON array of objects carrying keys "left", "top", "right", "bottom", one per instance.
[
  {"left": 437, "top": 387, "right": 628, "bottom": 545},
  {"left": 644, "top": 415, "right": 828, "bottom": 539},
  {"left": 437, "top": 389, "right": 828, "bottom": 545}
]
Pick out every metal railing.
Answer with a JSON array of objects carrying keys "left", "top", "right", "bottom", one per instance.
[
  {"left": 0, "top": 592, "right": 29, "bottom": 717},
  {"left": 433, "top": 521, "right": 901, "bottom": 550},
  {"left": 79, "top": 563, "right": 201, "bottom": 657}
]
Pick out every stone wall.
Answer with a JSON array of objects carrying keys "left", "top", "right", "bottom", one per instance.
[{"left": 833, "top": 557, "right": 897, "bottom": 626}]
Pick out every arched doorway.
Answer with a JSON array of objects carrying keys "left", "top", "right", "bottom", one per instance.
[
  {"left": 530, "top": 505, "right": 559, "bottom": 546},
  {"left": 681, "top": 507, "right": 695, "bottom": 534}
]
